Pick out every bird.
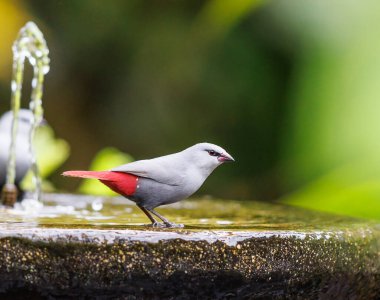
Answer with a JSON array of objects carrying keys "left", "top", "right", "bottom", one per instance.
[
  {"left": 0, "top": 109, "right": 36, "bottom": 199},
  {"left": 63, "top": 143, "right": 234, "bottom": 227}
]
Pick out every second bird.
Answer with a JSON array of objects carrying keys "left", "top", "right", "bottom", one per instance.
[{"left": 0, "top": 109, "right": 35, "bottom": 199}]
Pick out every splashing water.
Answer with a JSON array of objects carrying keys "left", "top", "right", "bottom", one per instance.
[{"left": 6, "top": 22, "right": 50, "bottom": 202}]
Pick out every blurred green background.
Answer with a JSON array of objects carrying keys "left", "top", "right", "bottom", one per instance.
[{"left": 2, "top": 0, "right": 380, "bottom": 219}]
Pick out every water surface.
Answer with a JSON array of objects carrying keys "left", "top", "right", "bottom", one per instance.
[{"left": 0, "top": 193, "right": 372, "bottom": 233}]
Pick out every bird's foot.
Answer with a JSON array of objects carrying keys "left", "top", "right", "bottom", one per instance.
[
  {"left": 149, "top": 221, "right": 166, "bottom": 228},
  {"left": 164, "top": 222, "right": 184, "bottom": 228}
]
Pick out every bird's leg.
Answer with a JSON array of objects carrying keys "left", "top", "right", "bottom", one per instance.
[
  {"left": 147, "top": 208, "right": 184, "bottom": 228},
  {"left": 137, "top": 204, "right": 163, "bottom": 227}
]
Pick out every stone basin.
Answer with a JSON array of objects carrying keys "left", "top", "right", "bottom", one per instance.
[{"left": 0, "top": 194, "right": 379, "bottom": 299}]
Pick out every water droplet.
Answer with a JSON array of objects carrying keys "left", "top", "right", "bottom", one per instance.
[
  {"left": 20, "top": 198, "right": 43, "bottom": 214},
  {"left": 29, "top": 56, "right": 36, "bottom": 66},
  {"left": 216, "top": 220, "right": 233, "bottom": 225},
  {"left": 91, "top": 198, "right": 103, "bottom": 211},
  {"left": 11, "top": 81, "right": 17, "bottom": 92},
  {"left": 42, "top": 65, "right": 50, "bottom": 74}
]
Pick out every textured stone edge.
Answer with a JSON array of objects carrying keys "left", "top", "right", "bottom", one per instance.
[
  {"left": 0, "top": 226, "right": 367, "bottom": 246},
  {"left": 0, "top": 226, "right": 379, "bottom": 298}
]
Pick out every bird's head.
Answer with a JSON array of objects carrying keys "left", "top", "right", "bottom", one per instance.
[
  {"left": 183, "top": 142, "right": 234, "bottom": 174},
  {"left": 0, "top": 109, "right": 45, "bottom": 135}
]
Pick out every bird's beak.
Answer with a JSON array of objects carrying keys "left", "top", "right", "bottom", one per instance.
[{"left": 218, "top": 153, "right": 235, "bottom": 162}]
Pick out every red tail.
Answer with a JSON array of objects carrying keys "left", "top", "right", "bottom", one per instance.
[
  {"left": 62, "top": 171, "right": 117, "bottom": 180},
  {"left": 62, "top": 170, "right": 138, "bottom": 196}
]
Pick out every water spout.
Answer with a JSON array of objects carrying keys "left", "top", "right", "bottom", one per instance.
[{"left": 1, "top": 22, "right": 50, "bottom": 206}]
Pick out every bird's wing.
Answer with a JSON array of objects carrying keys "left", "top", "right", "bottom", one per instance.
[{"left": 110, "top": 155, "right": 186, "bottom": 186}]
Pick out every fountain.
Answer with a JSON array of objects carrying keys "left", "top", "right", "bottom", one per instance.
[{"left": 1, "top": 22, "right": 50, "bottom": 206}]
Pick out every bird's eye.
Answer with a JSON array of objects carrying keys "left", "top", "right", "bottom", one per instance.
[{"left": 207, "top": 150, "right": 219, "bottom": 157}]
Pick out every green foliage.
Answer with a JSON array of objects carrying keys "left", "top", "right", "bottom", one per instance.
[
  {"left": 275, "top": 1, "right": 380, "bottom": 220},
  {"left": 282, "top": 158, "right": 380, "bottom": 220},
  {"left": 78, "top": 147, "right": 134, "bottom": 196},
  {"left": 194, "top": 0, "right": 263, "bottom": 41}
]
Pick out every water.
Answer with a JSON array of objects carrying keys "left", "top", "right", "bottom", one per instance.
[
  {"left": 5, "top": 22, "right": 50, "bottom": 201},
  {"left": 0, "top": 193, "right": 371, "bottom": 232}
]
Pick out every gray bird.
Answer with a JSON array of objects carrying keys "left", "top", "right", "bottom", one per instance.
[
  {"left": 0, "top": 109, "right": 35, "bottom": 198},
  {"left": 63, "top": 143, "right": 234, "bottom": 227}
]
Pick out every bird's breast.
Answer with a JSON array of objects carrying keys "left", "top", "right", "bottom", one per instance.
[{"left": 130, "top": 177, "right": 195, "bottom": 208}]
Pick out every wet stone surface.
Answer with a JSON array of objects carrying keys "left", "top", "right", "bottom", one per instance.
[{"left": 0, "top": 194, "right": 379, "bottom": 299}]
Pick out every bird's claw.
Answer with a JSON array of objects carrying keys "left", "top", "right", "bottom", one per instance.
[
  {"left": 164, "top": 222, "right": 184, "bottom": 228},
  {"left": 149, "top": 221, "right": 166, "bottom": 228},
  {"left": 148, "top": 222, "right": 184, "bottom": 228}
]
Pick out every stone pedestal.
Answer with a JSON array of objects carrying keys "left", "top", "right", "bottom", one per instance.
[{"left": 0, "top": 195, "right": 379, "bottom": 298}]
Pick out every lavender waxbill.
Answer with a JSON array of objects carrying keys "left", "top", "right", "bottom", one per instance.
[
  {"left": 63, "top": 143, "right": 234, "bottom": 227},
  {"left": 0, "top": 110, "right": 35, "bottom": 202}
]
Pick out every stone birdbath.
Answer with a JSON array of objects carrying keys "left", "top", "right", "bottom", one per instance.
[{"left": 0, "top": 194, "right": 379, "bottom": 298}]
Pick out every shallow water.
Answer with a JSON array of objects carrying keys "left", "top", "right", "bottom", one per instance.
[{"left": 0, "top": 193, "right": 371, "bottom": 232}]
